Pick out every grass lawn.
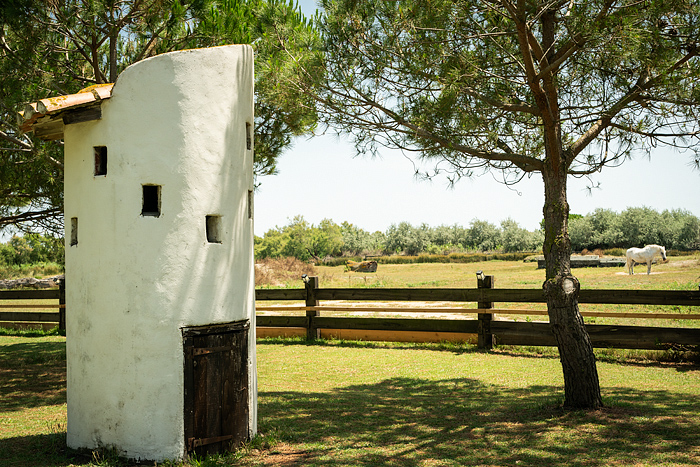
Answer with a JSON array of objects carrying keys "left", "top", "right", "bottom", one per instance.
[
  {"left": 249, "top": 339, "right": 700, "bottom": 467},
  {"left": 0, "top": 334, "right": 67, "bottom": 467},
  {"left": 1, "top": 257, "right": 699, "bottom": 466},
  {"left": 1, "top": 334, "right": 699, "bottom": 467}
]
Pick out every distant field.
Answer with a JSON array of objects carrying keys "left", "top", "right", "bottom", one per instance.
[
  {"left": 258, "top": 253, "right": 700, "bottom": 328},
  {"left": 312, "top": 253, "right": 700, "bottom": 289}
]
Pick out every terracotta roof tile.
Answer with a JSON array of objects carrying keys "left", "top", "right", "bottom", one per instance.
[{"left": 19, "top": 83, "right": 113, "bottom": 139}]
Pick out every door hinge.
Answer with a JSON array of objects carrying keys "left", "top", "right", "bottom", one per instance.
[{"left": 188, "top": 434, "right": 234, "bottom": 450}]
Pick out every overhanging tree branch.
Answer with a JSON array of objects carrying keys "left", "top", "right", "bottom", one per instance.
[
  {"left": 570, "top": 49, "right": 700, "bottom": 162},
  {"left": 0, "top": 207, "right": 63, "bottom": 228}
]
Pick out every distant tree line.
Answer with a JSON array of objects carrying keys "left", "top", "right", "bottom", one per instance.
[
  {"left": 568, "top": 208, "right": 700, "bottom": 252},
  {"left": 255, "top": 215, "right": 545, "bottom": 261},
  {"left": 255, "top": 207, "right": 700, "bottom": 261},
  {"left": 1, "top": 207, "right": 696, "bottom": 267},
  {"left": 0, "top": 234, "right": 64, "bottom": 266}
]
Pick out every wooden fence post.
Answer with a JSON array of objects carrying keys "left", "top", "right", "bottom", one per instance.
[
  {"left": 304, "top": 276, "right": 320, "bottom": 340},
  {"left": 477, "top": 272, "right": 494, "bottom": 349},
  {"left": 58, "top": 278, "right": 66, "bottom": 333}
]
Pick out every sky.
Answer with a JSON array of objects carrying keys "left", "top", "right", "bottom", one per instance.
[
  {"left": 253, "top": 0, "right": 700, "bottom": 236},
  {"left": 253, "top": 133, "right": 700, "bottom": 235}
]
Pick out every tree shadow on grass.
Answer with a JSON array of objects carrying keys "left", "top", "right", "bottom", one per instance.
[
  {"left": 3, "top": 339, "right": 698, "bottom": 466},
  {"left": 4, "top": 379, "right": 698, "bottom": 467},
  {"left": 0, "top": 432, "right": 77, "bottom": 467},
  {"left": 256, "top": 378, "right": 700, "bottom": 466},
  {"left": 0, "top": 341, "right": 66, "bottom": 411}
]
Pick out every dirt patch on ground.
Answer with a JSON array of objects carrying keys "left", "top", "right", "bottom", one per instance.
[
  {"left": 249, "top": 443, "right": 312, "bottom": 466},
  {"left": 674, "top": 259, "right": 700, "bottom": 268},
  {"left": 614, "top": 271, "right": 665, "bottom": 275}
]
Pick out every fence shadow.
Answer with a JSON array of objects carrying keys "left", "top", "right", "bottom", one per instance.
[
  {"left": 258, "top": 337, "right": 700, "bottom": 370},
  {"left": 258, "top": 377, "right": 700, "bottom": 466},
  {"left": 257, "top": 336, "right": 484, "bottom": 354}
]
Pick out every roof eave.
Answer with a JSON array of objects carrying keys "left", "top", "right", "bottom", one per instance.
[{"left": 18, "top": 83, "right": 114, "bottom": 140}]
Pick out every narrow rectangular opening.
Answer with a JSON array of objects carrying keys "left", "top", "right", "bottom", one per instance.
[
  {"left": 94, "top": 146, "right": 107, "bottom": 176},
  {"left": 206, "top": 215, "right": 222, "bottom": 243},
  {"left": 245, "top": 122, "right": 252, "bottom": 151},
  {"left": 142, "top": 185, "right": 161, "bottom": 217},
  {"left": 70, "top": 217, "right": 78, "bottom": 246},
  {"left": 247, "top": 190, "right": 253, "bottom": 220}
]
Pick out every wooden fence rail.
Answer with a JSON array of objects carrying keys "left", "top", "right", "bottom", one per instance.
[
  {"left": 0, "top": 284, "right": 65, "bottom": 331},
  {"left": 256, "top": 275, "right": 700, "bottom": 350},
  {"left": 2, "top": 276, "right": 700, "bottom": 350}
]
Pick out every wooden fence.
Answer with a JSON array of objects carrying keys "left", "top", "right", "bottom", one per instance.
[
  {"left": 256, "top": 275, "right": 700, "bottom": 350},
  {"left": 2, "top": 276, "right": 700, "bottom": 351},
  {"left": 0, "top": 281, "right": 65, "bottom": 331}
]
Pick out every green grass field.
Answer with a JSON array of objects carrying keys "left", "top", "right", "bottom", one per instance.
[
  {"left": 1, "top": 257, "right": 699, "bottom": 466},
  {"left": 251, "top": 339, "right": 700, "bottom": 467},
  {"left": 309, "top": 253, "right": 700, "bottom": 290},
  {"left": 1, "top": 335, "right": 699, "bottom": 467}
]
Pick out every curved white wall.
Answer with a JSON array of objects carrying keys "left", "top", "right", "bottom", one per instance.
[{"left": 63, "top": 45, "right": 256, "bottom": 461}]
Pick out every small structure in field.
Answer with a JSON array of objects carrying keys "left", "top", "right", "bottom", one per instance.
[
  {"left": 20, "top": 45, "right": 256, "bottom": 462},
  {"left": 535, "top": 255, "right": 626, "bottom": 269},
  {"left": 346, "top": 260, "right": 378, "bottom": 272}
]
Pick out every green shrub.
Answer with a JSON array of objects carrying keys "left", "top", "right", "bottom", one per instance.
[
  {"left": 0, "top": 234, "right": 64, "bottom": 266},
  {"left": 0, "top": 262, "right": 63, "bottom": 280},
  {"left": 602, "top": 248, "right": 626, "bottom": 257}
]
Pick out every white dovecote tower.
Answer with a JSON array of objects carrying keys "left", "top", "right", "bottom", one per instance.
[{"left": 20, "top": 45, "right": 257, "bottom": 461}]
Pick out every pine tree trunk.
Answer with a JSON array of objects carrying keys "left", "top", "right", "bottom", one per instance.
[{"left": 542, "top": 166, "right": 603, "bottom": 409}]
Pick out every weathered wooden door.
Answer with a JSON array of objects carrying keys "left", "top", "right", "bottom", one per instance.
[{"left": 182, "top": 320, "right": 250, "bottom": 457}]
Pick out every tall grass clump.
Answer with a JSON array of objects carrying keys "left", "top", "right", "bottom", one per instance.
[{"left": 255, "top": 257, "right": 316, "bottom": 288}]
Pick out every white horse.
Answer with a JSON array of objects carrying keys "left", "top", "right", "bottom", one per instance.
[{"left": 625, "top": 244, "right": 667, "bottom": 275}]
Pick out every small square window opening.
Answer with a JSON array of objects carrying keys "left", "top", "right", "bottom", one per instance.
[
  {"left": 142, "top": 185, "right": 161, "bottom": 217},
  {"left": 206, "top": 215, "right": 222, "bottom": 243},
  {"left": 94, "top": 146, "right": 107, "bottom": 176}
]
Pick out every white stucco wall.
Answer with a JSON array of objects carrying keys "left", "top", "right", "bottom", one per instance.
[{"left": 63, "top": 45, "right": 256, "bottom": 461}]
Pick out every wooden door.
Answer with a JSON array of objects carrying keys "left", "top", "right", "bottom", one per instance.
[{"left": 183, "top": 320, "right": 250, "bottom": 457}]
